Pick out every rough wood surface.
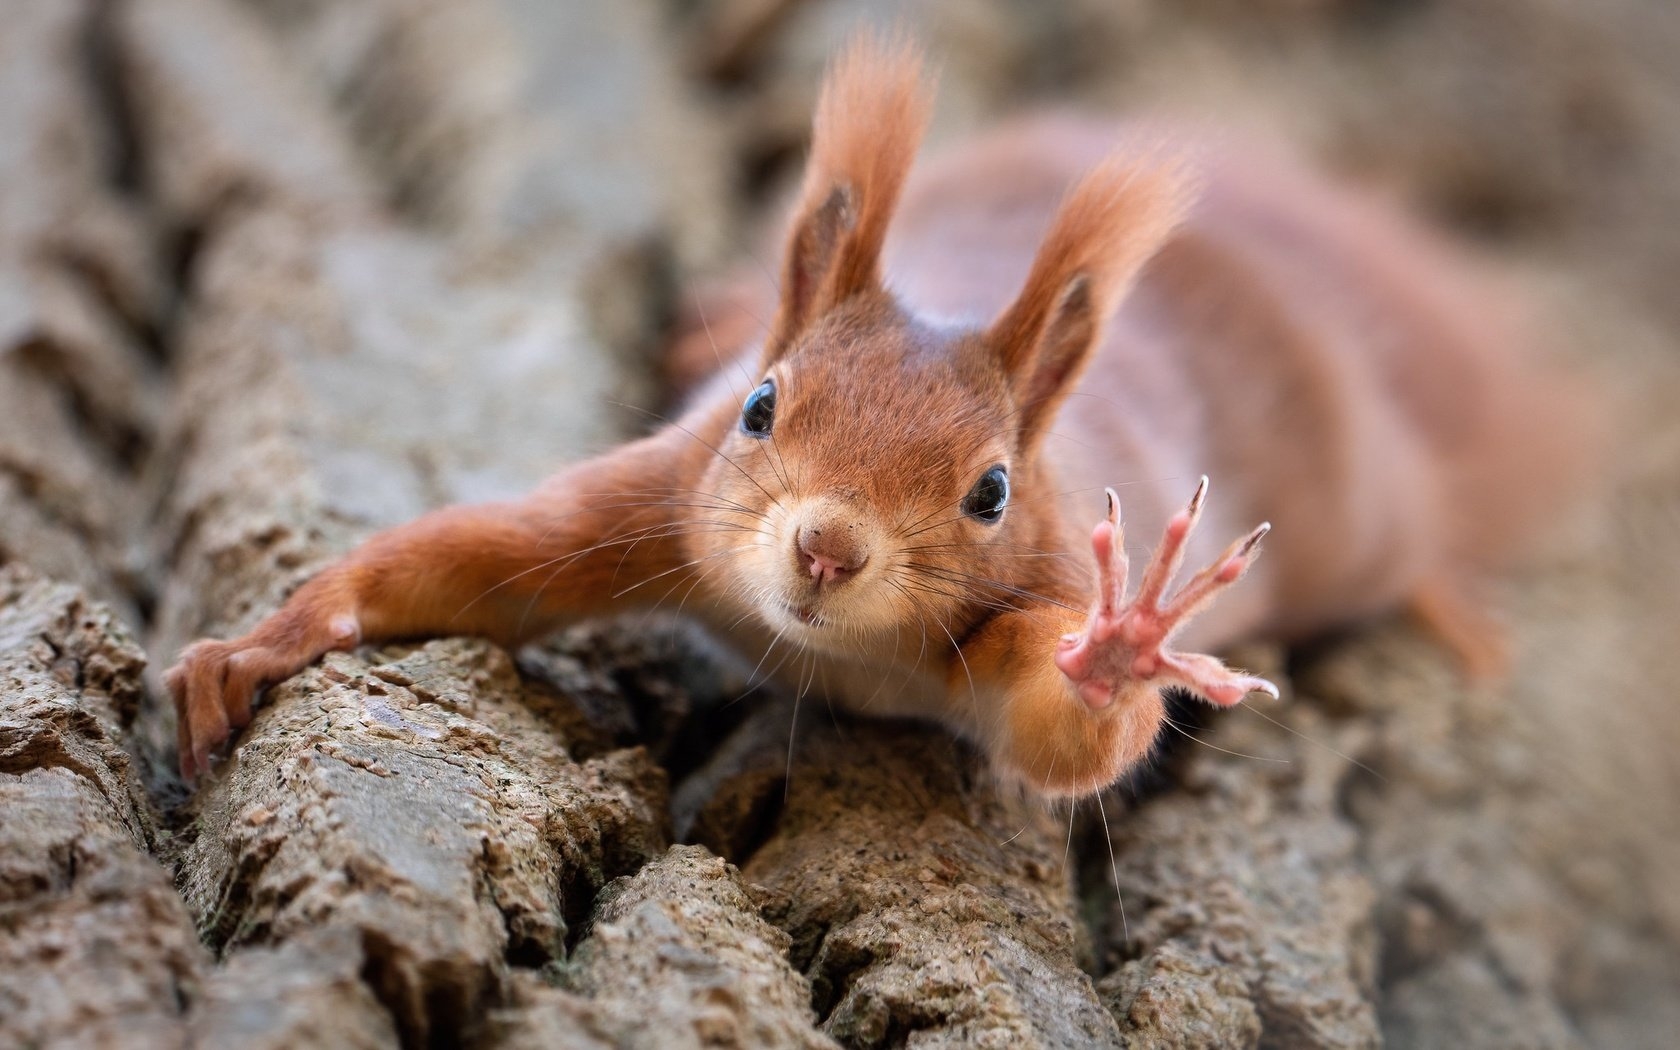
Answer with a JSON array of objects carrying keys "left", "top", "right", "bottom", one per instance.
[{"left": 2, "top": 1, "right": 1679, "bottom": 1047}]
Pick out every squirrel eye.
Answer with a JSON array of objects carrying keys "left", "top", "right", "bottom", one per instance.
[
  {"left": 740, "top": 379, "right": 777, "bottom": 437},
  {"left": 962, "top": 465, "right": 1009, "bottom": 524}
]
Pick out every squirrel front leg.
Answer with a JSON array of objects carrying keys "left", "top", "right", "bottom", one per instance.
[
  {"left": 167, "top": 426, "right": 709, "bottom": 778},
  {"left": 956, "top": 479, "right": 1277, "bottom": 798}
]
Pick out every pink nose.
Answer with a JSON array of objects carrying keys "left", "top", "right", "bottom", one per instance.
[{"left": 797, "top": 525, "right": 866, "bottom": 586}]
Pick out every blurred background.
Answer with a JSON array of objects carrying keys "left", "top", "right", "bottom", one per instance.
[{"left": 4, "top": 1, "right": 1679, "bottom": 1047}]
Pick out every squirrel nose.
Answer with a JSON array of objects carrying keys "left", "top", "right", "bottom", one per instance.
[{"left": 797, "top": 524, "right": 867, "bottom": 586}]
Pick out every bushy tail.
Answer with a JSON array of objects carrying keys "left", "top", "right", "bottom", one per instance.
[{"left": 1447, "top": 336, "right": 1605, "bottom": 568}]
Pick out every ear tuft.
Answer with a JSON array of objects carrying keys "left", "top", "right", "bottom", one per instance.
[
  {"left": 990, "top": 147, "right": 1199, "bottom": 443},
  {"left": 805, "top": 30, "right": 934, "bottom": 293},
  {"left": 766, "top": 30, "right": 936, "bottom": 359},
  {"left": 992, "top": 150, "right": 1197, "bottom": 369}
]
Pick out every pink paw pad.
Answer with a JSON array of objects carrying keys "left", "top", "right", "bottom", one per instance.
[{"left": 1058, "top": 476, "right": 1277, "bottom": 712}]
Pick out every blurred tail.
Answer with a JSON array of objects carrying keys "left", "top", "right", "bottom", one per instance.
[{"left": 1440, "top": 301, "right": 1606, "bottom": 570}]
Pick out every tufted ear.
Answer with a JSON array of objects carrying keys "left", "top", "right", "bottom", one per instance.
[
  {"left": 762, "top": 32, "right": 935, "bottom": 365},
  {"left": 989, "top": 153, "right": 1196, "bottom": 449}
]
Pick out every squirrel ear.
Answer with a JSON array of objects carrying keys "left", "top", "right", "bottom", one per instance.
[
  {"left": 764, "top": 32, "right": 934, "bottom": 364},
  {"left": 989, "top": 152, "right": 1196, "bottom": 446}
]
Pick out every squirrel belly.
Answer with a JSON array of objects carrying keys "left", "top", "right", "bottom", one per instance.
[{"left": 166, "top": 34, "right": 1593, "bottom": 797}]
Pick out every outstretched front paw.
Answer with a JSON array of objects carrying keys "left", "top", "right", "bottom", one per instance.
[
  {"left": 1054, "top": 477, "right": 1277, "bottom": 711},
  {"left": 165, "top": 611, "right": 361, "bottom": 780}
]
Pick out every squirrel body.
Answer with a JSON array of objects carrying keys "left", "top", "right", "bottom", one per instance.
[{"left": 168, "top": 37, "right": 1589, "bottom": 796}]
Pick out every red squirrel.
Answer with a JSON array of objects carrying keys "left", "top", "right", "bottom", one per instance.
[{"left": 167, "top": 35, "right": 1589, "bottom": 797}]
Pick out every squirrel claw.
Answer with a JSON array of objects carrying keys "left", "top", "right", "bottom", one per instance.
[
  {"left": 167, "top": 639, "right": 266, "bottom": 780},
  {"left": 167, "top": 609, "right": 361, "bottom": 780},
  {"left": 1056, "top": 477, "right": 1275, "bottom": 711}
]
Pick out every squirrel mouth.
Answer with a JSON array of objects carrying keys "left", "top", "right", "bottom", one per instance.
[{"left": 780, "top": 601, "right": 823, "bottom": 627}]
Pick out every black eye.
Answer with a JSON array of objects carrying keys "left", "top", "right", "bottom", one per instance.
[
  {"left": 962, "top": 465, "right": 1009, "bottom": 524},
  {"left": 740, "top": 379, "right": 776, "bottom": 438}
]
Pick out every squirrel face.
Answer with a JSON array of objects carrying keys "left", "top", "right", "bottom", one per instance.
[
  {"left": 693, "top": 297, "right": 1029, "bottom": 654},
  {"left": 681, "top": 33, "right": 1194, "bottom": 705}
]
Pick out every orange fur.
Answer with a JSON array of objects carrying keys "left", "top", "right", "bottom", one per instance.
[{"left": 167, "top": 34, "right": 1595, "bottom": 796}]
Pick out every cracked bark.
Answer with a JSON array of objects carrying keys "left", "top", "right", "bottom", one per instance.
[{"left": 0, "top": 564, "right": 204, "bottom": 1048}]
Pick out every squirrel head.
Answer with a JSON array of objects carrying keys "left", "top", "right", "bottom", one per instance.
[{"left": 692, "top": 33, "right": 1194, "bottom": 653}]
